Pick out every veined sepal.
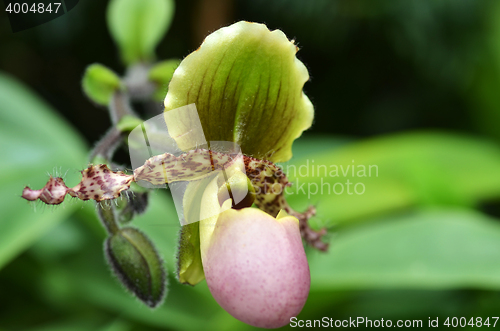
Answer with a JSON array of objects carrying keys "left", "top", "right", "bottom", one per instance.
[{"left": 164, "top": 21, "right": 314, "bottom": 163}]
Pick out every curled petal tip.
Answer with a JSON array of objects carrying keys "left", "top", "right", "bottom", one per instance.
[{"left": 22, "top": 177, "right": 69, "bottom": 205}]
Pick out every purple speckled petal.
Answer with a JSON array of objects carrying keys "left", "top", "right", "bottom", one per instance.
[{"left": 202, "top": 207, "right": 310, "bottom": 329}]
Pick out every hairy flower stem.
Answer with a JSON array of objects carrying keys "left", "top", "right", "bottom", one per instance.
[
  {"left": 89, "top": 127, "right": 123, "bottom": 163},
  {"left": 97, "top": 200, "right": 120, "bottom": 235},
  {"left": 90, "top": 84, "right": 142, "bottom": 162},
  {"left": 109, "top": 90, "right": 137, "bottom": 125},
  {"left": 123, "top": 63, "right": 156, "bottom": 100}
]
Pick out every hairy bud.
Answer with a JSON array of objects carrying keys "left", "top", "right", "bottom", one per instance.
[{"left": 105, "top": 227, "right": 166, "bottom": 307}]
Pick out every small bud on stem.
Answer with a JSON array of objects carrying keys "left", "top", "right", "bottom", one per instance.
[{"left": 105, "top": 227, "right": 167, "bottom": 307}]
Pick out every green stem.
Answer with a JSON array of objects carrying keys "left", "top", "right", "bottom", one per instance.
[
  {"left": 109, "top": 90, "right": 136, "bottom": 125},
  {"left": 89, "top": 126, "right": 123, "bottom": 163},
  {"left": 97, "top": 201, "right": 120, "bottom": 235}
]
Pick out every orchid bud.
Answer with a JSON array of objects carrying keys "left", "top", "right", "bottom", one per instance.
[
  {"left": 201, "top": 206, "right": 310, "bottom": 328},
  {"left": 105, "top": 227, "right": 166, "bottom": 307}
]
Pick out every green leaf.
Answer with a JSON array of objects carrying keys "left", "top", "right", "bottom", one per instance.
[
  {"left": 82, "top": 64, "right": 122, "bottom": 105},
  {"left": 116, "top": 115, "right": 143, "bottom": 133},
  {"left": 284, "top": 132, "right": 500, "bottom": 226},
  {"left": 309, "top": 209, "right": 500, "bottom": 290},
  {"left": 149, "top": 59, "right": 179, "bottom": 101},
  {"left": 71, "top": 270, "right": 212, "bottom": 331},
  {"left": 0, "top": 72, "right": 87, "bottom": 269},
  {"left": 176, "top": 176, "right": 218, "bottom": 285},
  {"left": 177, "top": 222, "right": 204, "bottom": 285},
  {"left": 164, "top": 21, "right": 313, "bottom": 163},
  {"left": 107, "top": 0, "right": 175, "bottom": 65},
  {"left": 283, "top": 134, "right": 351, "bottom": 161}
]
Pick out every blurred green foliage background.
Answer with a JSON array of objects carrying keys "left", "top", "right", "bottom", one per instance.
[{"left": 4, "top": 0, "right": 500, "bottom": 330}]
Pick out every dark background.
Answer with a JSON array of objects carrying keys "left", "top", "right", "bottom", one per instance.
[
  {"left": 0, "top": 0, "right": 491, "bottom": 144},
  {"left": 3, "top": 1, "right": 500, "bottom": 330}
]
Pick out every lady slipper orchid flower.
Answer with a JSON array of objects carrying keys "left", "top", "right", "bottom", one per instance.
[
  {"left": 166, "top": 21, "right": 327, "bottom": 327},
  {"left": 22, "top": 21, "right": 328, "bottom": 328}
]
